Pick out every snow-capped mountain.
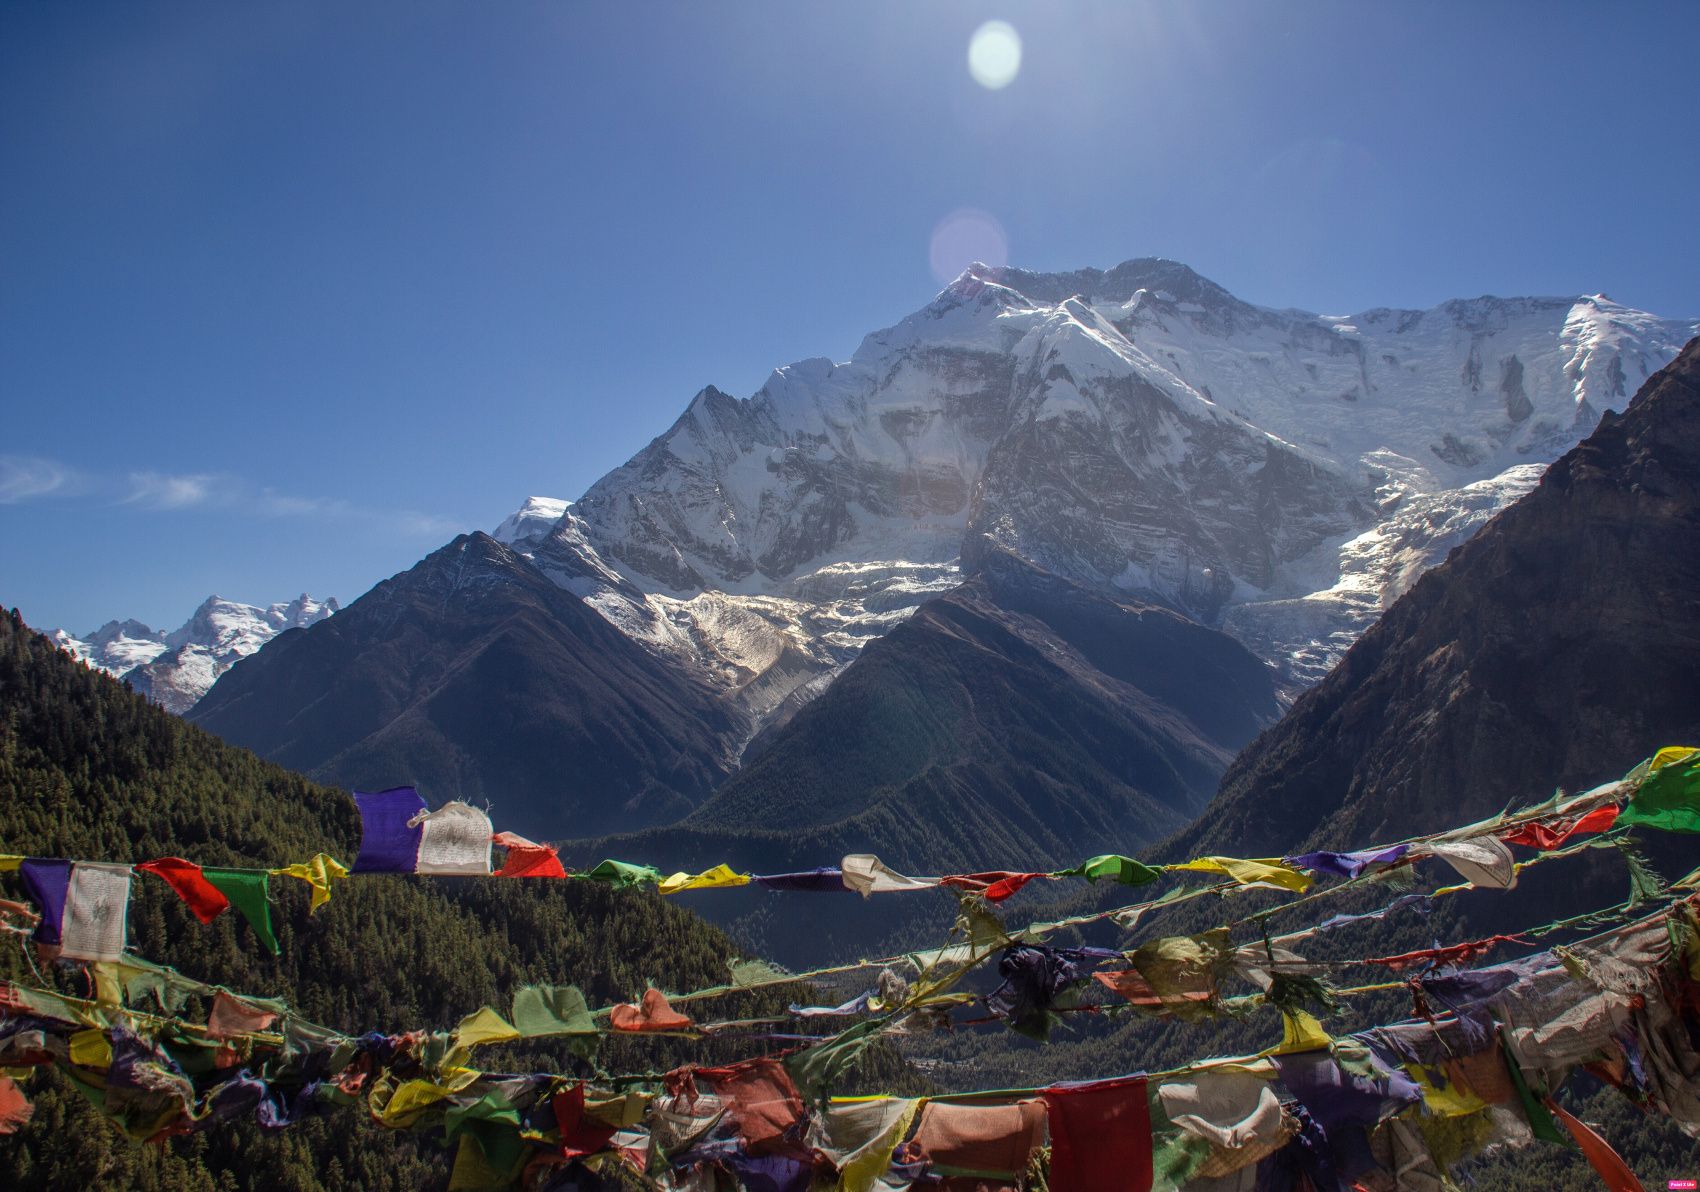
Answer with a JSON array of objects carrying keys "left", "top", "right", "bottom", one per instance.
[
  {"left": 53, "top": 594, "right": 338, "bottom": 714},
  {"left": 499, "top": 259, "right": 1693, "bottom": 716}
]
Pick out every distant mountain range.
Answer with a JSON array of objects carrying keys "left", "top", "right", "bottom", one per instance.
[
  {"left": 51, "top": 594, "right": 337, "bottom": 714},
  {"left": 187, "top": 259, "right": 1693, "bottom": 846}
]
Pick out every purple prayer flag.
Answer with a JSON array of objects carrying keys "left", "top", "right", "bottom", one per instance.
[
  {"left": 351, "top": 787, "right": 426, "bottom": 873},
  {"left": 18, "top": 858, "right": 72, "bottom": 946},
  {"left": 1284, "top": 843, "right": 1410, "bottom": 879},
  {"left": 752, "top": 867, "right": 850, "bottom": 892}
]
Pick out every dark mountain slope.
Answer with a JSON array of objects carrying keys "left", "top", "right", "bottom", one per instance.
[
  {"left": 190, "top": 533, "right": 739, "bottom": 839},
  {"left": 0, "top": 608, "right": 814, "bottom": 1190},
  {"left": 1172, "top": 335, "right": 1700, "bottom": 860},
  {"left": 577, "top": 555, "right": 1282, "bottom": 967}
]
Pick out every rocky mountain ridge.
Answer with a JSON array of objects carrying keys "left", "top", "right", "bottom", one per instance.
[{"left": 51, "top": 593, "right": 337, "bottom": 714}]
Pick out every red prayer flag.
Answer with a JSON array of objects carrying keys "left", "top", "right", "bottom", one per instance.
[
  {"left": 492, "top": 832, "right": 567, "bottom": 878},
  {"left": 939, "top": 872, "right": 1049, "bottom": 902},
  {"left": 1045, "top": 1077, "right": 1152, "bottom": 1192},
  {"left": 1363, "top": 933, "right": 1526, "bottom": 973},
  {"left": 0, "top": 1075, "right": 33, "bottom": 1136},
  {"left": 692, "top": 1057, "right": 806, "bottom": 1152},
  {"left": 207, "top": 992, "right": 280, "bottom": 1041},
  {"left": 1500, "top": 804, "right": 1620, "bottom": 850},
  {"left": 1546, "top": 1100, "right": 1645, "bottom": 1192},
  {"left": 137, "top": 857, "right": 230, "bottom": 924},
  {"left": 609, "top": 988, "right": 693, "bottom": 1033},
  {"left": 553, "top": 1083, "right": 617, "bottom": 1158}
]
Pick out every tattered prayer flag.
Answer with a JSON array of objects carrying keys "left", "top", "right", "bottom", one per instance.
[
  {"left": 1044, "top": 1077, "right": 1152, "bottom": 1192},
  {"left": 19, "top": 859, "right": 132, "bottom": 961},
  {"left": 271, "top": 853, "right": 349, "bottom": 912},
  {"left": 658, "top": 864, "right": 750, "bottom": 895},
  {"left": 1169, "top": 856, "right": 1312, "bottom": 892},
  {"left": 451, "top": 1006, "right": 522, "bottom": 1054},
  {"left": 1421, "top": 837, "right": 1518, "bottom": 889},
  {"left": 0, "top": 1075, "right": 32, "bottom": 1136},
  {"left": 910, "top": 1098, "right": 1047, "bottom": 1183},
  {"left": 581, "top": 859, "right": 664, "bottom": 888},
  {"left": 137, "top": 857, "right": 229, "bottom": 923},
  {"left": 1364, "top": 933, "right": 1526, "bottom": 973},
  {"left": 840, "top": 854, "right": 939, "bottom": 896},
  {"left": 609, "top": 988, "right": 692, "bottom": 1033},
  {"left": 352, "top": 787, "right": 428, "bottom": 873},
  {"left": 206, "top": 992, "right": 280, "bottom": 1041},
  {"left": 1054, "top": 854, "right": 1164, "bottom": 885},
  {"left": 939, "top": 872, "right": 1050, "bottom": 902},
  {"left": 1620, "top": 747, "right": 1700, "bottom": 833},
  {"left": 202, "top": 868, "right": 279, "bottom": 955},
  {"left": 820, "top": 1098, "right": 920, "bottom": 1192},
  {"left": 694, "top": 1057, "right": 805, "bottom": 1152},
  {"left": 1095, "top": 968, "right": 1214, "bottom": 1013},
  {"left": 1283, "top": 844, "right": 1409, "bottom": 879},
  {"left": 410, "top": 802, "right": 494, "bottom": 875},
  {"left": 492, "top": 832, "right": 565, "bottom": 878},
  {"left": 510, "top": 984, "right": 594, "bottom": 1039},
  {"left": 1500, "top": 805, "right": 1620, "bottom": 850}
]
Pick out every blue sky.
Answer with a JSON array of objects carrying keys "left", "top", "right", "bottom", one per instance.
[{"left": 4, "top": 1, "right": 1696, "bottom": 633}]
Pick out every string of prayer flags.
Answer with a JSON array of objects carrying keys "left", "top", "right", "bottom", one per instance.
[
  {"left": 271, "top": 852, "right": 348, "bottom": 911},
  {"left": 491, "top": 833, "right": 566, "bottom": 879},
  {"left": 658, "top": 864, "right": 750, "bottom": 895},
  {"left": 1284, "top": 843, "right": 1409, "bottom": 879},
  {"left": 1168, "top": 855, "right": 1312, "bottom": 892},
  {"left": 136, "top": 857, "right": 230, "bottom": 923},
  {"left": 202, "top": 867, "right": 279, "bottom": 955},
  {"left": 1419, "top": 837, "right": 1518, "bottom": 889},
  {"left": 840, "top": 854, "right": 940, "bottom": 896},
  {"left": 1053, "top": 853, "right": 1163, "bottom": 885},
  {"left": 1620, "top": 745, "right": 1700, "bottom": 832},
  {"left": 608, "top": 988, "right": 693, "bottom": 1033},
  {"left": 17, "top": 859, "right": 131, "bottom": 961}
]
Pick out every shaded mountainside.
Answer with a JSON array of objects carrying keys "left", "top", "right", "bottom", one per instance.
[
  {"left": 0, "top": 608, "right": 817, "bottom": 1190},
  {"left": 189, "top": 533, "right": 739, "bottom": 840},
  {"left": 574, "top": 556, "right": 1281, "bottom": 964},
  {"left": 1172, "top": 335, "right": 1700, "bottom": 860}
]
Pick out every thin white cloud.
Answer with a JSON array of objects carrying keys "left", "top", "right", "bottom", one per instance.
[
  {"left": 0, "top": 455, "right": 78, "bottom": 503},
  {"left": 2, "top": 455, "right": 464, "bottom": 538},
  {"left": 119, "top": 471, "right": 227, "bottom": 510}
]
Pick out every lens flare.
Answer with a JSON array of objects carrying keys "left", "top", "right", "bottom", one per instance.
[
  {"left": 967, "top": 20, "right": 1021, "bottom": 90},
  {"left": 929, "top": 209, "right": 1008, "bottom": 287}
]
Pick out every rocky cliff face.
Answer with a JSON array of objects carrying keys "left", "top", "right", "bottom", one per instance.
[{"left": 1171, "top": 335, "right": 1700, "bottom": 858}]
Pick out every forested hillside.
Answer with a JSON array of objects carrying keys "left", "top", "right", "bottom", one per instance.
[{"left": 0, "top": 608, "right": 818, "bottom": 1190}]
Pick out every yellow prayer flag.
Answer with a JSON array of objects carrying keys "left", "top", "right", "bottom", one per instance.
[
  {"left": 1651, "top": 746, "right": 1700, "bottom": 771},
  {"left": 1169, "top": 856, "right": 1312, "bottom": 893},
  {"left": 375, "top": 1077, "right": 455, "bottom": 1125},
  {"left": 69, "top": 1028, "right": 112, "bottom": 1069},
  {"left": 270, "top": 853, "right": 350, "bottom": 913},
  {"left": 0, "top": 855, "right": 21, "bottom": 873},
  {"left": 1269, "top": 1010, "right": 1333, "bottom": 1055},
  {"left": 658, "top": 863, "right": 751, "bottom": 895},
  {"left": 445, "top": 1005, "right": 522, "bottom": 1068}
]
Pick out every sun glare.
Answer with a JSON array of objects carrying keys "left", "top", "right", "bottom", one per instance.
[{"left": 967, "top": 20, "right": 1021, "bottom": 90}]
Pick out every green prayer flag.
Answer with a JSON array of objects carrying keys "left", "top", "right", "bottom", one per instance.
[
  {"left": 580, "top": 859, "right": 664, "bottom": 887},
  {"left": 785, "top": 1018, "right": 885, "bottom": 1103},
  {"left": 1619, "top": 754, "right": 1700, "bottom": 832},
  {"left": 203, "top": 868, "right": 279, "bottom": 955},
  {"left": 1503, "top": 1047, "right": 1571, "bottom": 1147},
  {"left": 1056, "top": 854, "right": 1164, "bottom": 885},
  {"left": 510, "top": 983, "right": 594, "bottom": 1039}
]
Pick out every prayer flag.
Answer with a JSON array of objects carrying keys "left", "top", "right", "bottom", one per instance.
[
  {"left": 1168, "top": 856, "right": 1311, "bottom": 892},
  {"left": 1620, "top": 747, "right": 1700, "bottom": 833},
  {"left": 939, "top": 872, "right": 1050, "bottom": 901},
  {"left": 207, "top": 992, "right": 281, "bottom": 1041},
  {"left": 137, "top": 857, "right": 229, "bottom": 923},
  {"left": 1044, "top": 1077, "right": 1152, "bottom": 1192},
  {"left": 492, "top": 832, "right": 566, "bottom": 878},
  {"left": 352, "top": 787, "right": 427, "bottom": 873},
  {"left": 752, "top": 867, "right": 849, "bottom": 892},
  {"left": 609, "top": 988, "right": 692, "bottom": 1033},
  {"left": 658, "top": 864, "right": 750, "bottom": 894},
  {"left": 19, "top": 859, "right": 131, "bottom": 961},
  {"left": 271, "top": 853, "right": 349, "bottom": 911},
  {"left": 841, "top": 854, "right": 939, "bottom": 896},
  {"left": 1421, "top": 837, "right": 1517, "bottom": 889},
  {"left": 412, "top": 802, "right": 494, "bottom": 875},
  {"left": 1283, "top": 844, "right": 1409, "bottom": 878},
  {"left": 581, "top": 859, "right": 664, "bottom": 888},
  {"left": 1054, "top": 854, "right": 1163, "bottom": 885},
  {"left": 202, "top": 868, "right": 279, "bottom": 955},
  {"left": 1500, "top": 805, "right": 1620, "bottom": 849}
]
